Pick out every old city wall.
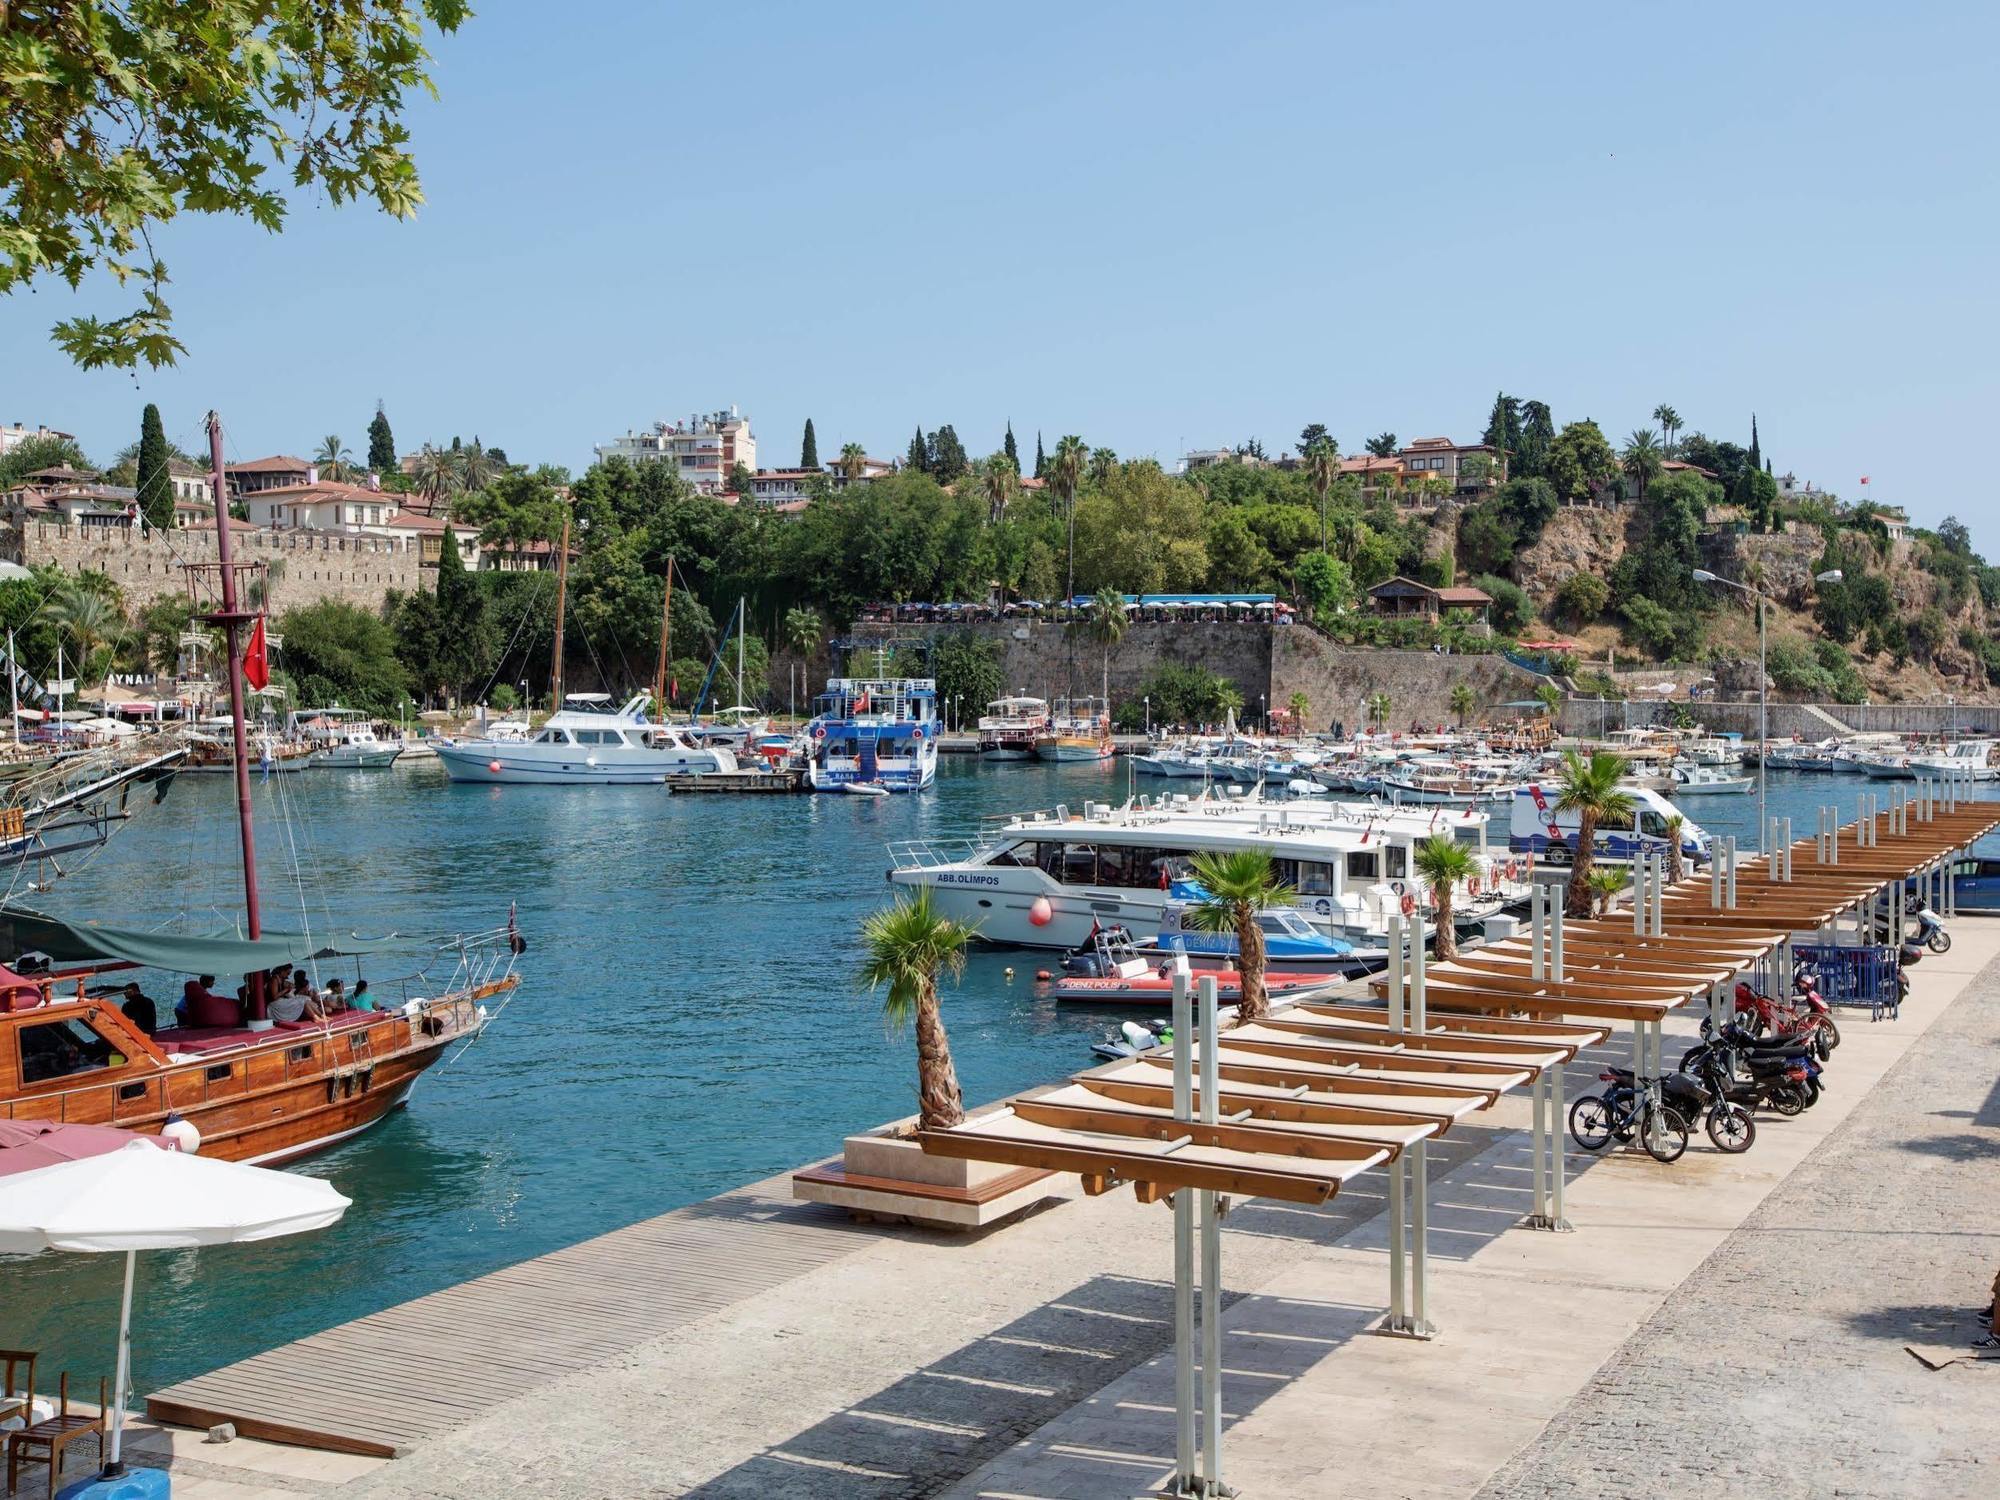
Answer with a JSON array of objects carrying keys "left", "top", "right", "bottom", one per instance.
[
  {"left": 1558, "top": 696, "right": 2000, "bottom": 741},
  {"left": 8, "top": 521, "right": 424, "bottom": 612},
  {"left": 772, "top": 619, "right": 1551, "bottom": 730}
]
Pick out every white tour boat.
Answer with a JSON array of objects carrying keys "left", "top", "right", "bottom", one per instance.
[
  {"left": 977, "top": 695, "right": 1051, "bottom": 760},
  {"left": 288, "top": 707, "right": 403, "bottom": 769},
  {"left": 434, "top": 693, "right": 737, "bottom": 785}
]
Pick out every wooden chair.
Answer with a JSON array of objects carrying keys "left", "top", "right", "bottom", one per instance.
[
  {"left": 0, "top": 1350, "right": 34, "bottom": 1428},
  {"left": 5, "top": 1371, "right": 105, "bottom": 1500}
]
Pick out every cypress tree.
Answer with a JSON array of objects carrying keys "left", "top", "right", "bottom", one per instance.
[
  {"left": 907, "top": 425, "right": 929, "bottom": 473},
  {"left": 1748, "top": 414, "right": 1761, "bottom": 472},
  {"left": 1034, "top": 432, "right": 1046, "bottom": 480},
  {"left": 1004, "top": 421, "right": 1019, "bottom": 472},
  {"left": 366, "top": 402, "right": 397, "bottom": 474},
  {"left": 800, "top": 417, "right": 818, "bottom": 471},
  {"left": 437, "top": 524, "right": 464, "bottom": 603},
  {"left": 136, "top": 402, "right": 171, "bottom": 530}
]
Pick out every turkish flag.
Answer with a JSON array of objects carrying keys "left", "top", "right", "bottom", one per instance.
[
  {"left": 243, "top": 616, "right": 271, "bottom": 690},
  {"left": 1859, "top": 475, "right": 1870, "bottom": 485}
]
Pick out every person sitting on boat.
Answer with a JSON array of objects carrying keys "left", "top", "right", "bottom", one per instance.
[
  {"left": 309, "top": 977, "right": 348, "bottom": 1018},
  {"left": 182, "top": 974, "right": 241, "bottom": 1029},
  {"left": 119, "top": 982, "right": 158, "bottom": 1036},
  {"left": 348, "top": 978, "right": 377, "bottom": 1011},
  {"left": 267, "top": 971, "right": 313, "bottom": 1025}
]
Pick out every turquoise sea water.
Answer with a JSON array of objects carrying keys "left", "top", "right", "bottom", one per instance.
[{"left": 0, "top": 757, "right": 1982, "bottom": 1393}]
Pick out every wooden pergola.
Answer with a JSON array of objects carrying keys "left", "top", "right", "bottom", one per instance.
[{"left": 917, "top": 789, "right": 2000, "bottom": 1496}]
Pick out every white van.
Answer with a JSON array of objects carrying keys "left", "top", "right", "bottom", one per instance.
[{"left": 1509, "top": 785, "right": 1710, "bottom": 866}]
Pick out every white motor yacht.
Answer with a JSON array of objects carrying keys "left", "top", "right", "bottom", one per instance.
[
  {"left": 288, "top": 707, "right": 403, "bottom": 769},
  {"left": 435, "top": 693, "right": 737, "bottom": 785}
]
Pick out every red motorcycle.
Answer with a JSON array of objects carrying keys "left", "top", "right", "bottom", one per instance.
[{"left": 1730, "top": 973, "right": 1840, "bottom": 1061}]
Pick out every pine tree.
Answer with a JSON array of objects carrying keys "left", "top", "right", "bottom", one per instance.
[
  {"left": 1004, "top": 421, "right": 1019, "bottom": 472},
  {"left": 136, "top": 402, "right": 171, "bottom": 530},
  {"left": 1034, "top": 432, "right": 1046, "bottom": 480},
  {"left": 907, "top": 425, "right": 929, "bottom": 473},
  {"left": 930, "top": 424, "right": 968, "bottom": 484},
  {"left": 800, "top": 418, "right": 818, "bottom": 471},
  {"left": 366, "top": 402, "right": 397, "bottom": 474}
]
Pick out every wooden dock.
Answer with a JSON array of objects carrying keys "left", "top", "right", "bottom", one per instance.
[
  {"left": 665, "top": 767, "right": 808, "bottom": 793},
  {"left": 146, "top": 1181, "right": 867, "bottom": 1457}
]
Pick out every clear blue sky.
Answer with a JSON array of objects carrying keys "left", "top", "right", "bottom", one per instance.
[{"left": 5, "top": 1, "right": 1996, "bottom": 549}]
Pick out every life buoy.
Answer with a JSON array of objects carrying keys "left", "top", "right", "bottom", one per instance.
[
  {"left": 1390, "top": 879, "right": 1406, "bottom": 897},
  {"left": 1400, "top": 892, "right": 1417, "bottom": 918},
  {"left": 911, "top": 726, "right": 925, "bottom": 741},
  {"left": 812, "top": 725, "right": 826, "bottom": 740},
  {"left": 1467, "top": 874, "right": 1481, "bottom": 897}
]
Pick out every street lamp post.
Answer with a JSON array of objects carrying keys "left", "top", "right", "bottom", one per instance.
[
  {"left": 1144, "top": 695, "right": 1151, "bottom": 736},
  {"left": 1694, "top": 566, "right": 1843, "bottom": 854}
]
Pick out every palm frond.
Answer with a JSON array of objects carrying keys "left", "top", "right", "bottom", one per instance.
[{"left": 858, "top": 889, "right": 972, "bottom": 1031}]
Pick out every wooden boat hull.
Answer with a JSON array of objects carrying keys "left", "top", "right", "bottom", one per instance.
[{"left": 2, "top": 983, "right": 509, "bottom": 1164}]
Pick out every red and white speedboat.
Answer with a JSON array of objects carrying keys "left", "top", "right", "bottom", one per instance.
[{"left": 1035, "top": 927, "right": 1345, "bottom": 1006}]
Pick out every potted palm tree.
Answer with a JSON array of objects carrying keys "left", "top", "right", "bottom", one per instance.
[
  {"left": 1414, "top": 835, "right": 1475, "bottom": 962},
  {"left": 797, "top": 892, "right": 1049, "bottom": 1229},
  {"left": 1183, "top": 849, "right": 1288, "bottom": 1021},
  {"left": 1554, "top": 748, "right": 1634, "bottom": 919},
  {"left": 1587, "top": 868, "right": 1628, "bottom": 918}
]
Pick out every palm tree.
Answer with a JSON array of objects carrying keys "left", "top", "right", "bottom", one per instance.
[
  {"left": 1413, "top": 834, "right": 1474, "bottom": 962},
  {"left": 857, "top": 890, "right": 973, "bottom": 1131},
  {"left": 1305, "top": 437, "right": 1338, "bottom": 553},
  {"left": 1553, "top": 749, "right": 1634, "bottom": 918},
  {"left": 411, "top": 445, "right": 462, "bottom": 510},
  {"left": 456, "top": 438, "right": 498, "bottom": 492},
  {"left": 1535, "top": 681, "right": 1564, "bottom": 720},
  {"left": 1587, "top": 868, "right": 1627, "bottom": 918},
  {"left": 1652, "top": 404, "right": 1680, "bottom": 458},
  {"left": 1288, "top": 689, "right": 1311, "bottom": 730},
  {"left": 1621, "top": 430, "right": 1662, "bottom": 504},
  {"left": 837, "top": 442, "right": 868, "bottom": 483},
  {"left": 1087, "top": 586, "right": 1127, "bottom": 704},
  {"left": 982, "top": 454, "right": 1018, "bottom": 525},
  {"left": 1329, "top": 509, "right": 1360, "bottom": 566},
  {"left": 49, "top": 584, "right": 123, "bottom": 690},
  {"left": 1183, "top": 848, "right": 1289, "bottom": 1021},
  {"left": 1662, "top": 812, "right": 1686, "bottom": 885},
  {"left": 1449, "top": 681, "right": 1475, "bottom": 727},
  {"left": 1049, "top": 435, "right": 1086, "bottom": 613},
  {"left": 314, "top": 435, "right": 354, "bottom": 482},
  {"left": 784, "top": 606, "right": 823, "bottom": 656},
  {"left": 1367, "top": 690, "right": 1391, "bottom": 728}
]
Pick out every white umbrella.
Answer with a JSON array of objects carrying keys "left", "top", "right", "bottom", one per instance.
[{"left": 0, "top": 1141, "right": 350, "bottom": 1479}]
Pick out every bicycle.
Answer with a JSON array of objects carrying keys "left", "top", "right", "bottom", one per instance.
[{"left": 1568, "top": 1070, "right": 1691, "bottom": 1163}]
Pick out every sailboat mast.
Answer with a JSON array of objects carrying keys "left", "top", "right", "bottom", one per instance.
[
  {"left": 737, "top": 598, "right": 745, "bottom": 707},
  {"left": 549, "top": 507, "right": 571, "bottom": 710},
  {"left": 205, "top": 411, "right": 263, "bottom": 943},
  {"left": 653, "top": 556, "right": 674, "bottom": 725}
]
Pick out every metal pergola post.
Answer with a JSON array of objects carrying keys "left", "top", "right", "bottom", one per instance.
[
  {"left": 1197, "top": 974, "right": 1225, "bottom": 1497},
  {"left": 1171, "top": 966, "right": 1196, "bottom": 1496}
]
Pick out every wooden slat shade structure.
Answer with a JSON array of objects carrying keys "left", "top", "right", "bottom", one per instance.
[{"left": 918, "top": 1010, "right": 1604, "bottom": 1205}]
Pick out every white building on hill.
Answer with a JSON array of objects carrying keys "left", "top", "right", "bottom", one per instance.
[{"left": 595, "top": 408, "right": 754, "bottom": 494}]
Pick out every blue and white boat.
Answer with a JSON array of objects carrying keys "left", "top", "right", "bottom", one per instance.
[
  {"left": 1153, "top": 886, "right": 1371, "bottom": 976},
  {"left": 806, "top": 677, "right": 939, "bottom": 792}
]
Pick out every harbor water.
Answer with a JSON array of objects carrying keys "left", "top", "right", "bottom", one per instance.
[{"left": 0, "top": 757, "right": 1985, "bottom": 1394}]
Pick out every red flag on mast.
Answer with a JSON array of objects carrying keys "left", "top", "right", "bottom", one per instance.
[{"left": 243, "top": 616, "right": 271, "bottom": 690}]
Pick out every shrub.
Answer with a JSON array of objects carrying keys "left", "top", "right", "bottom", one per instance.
[
  {"left": 1619, "top": 595, "right": 1681, "bottom": 658},
  {"left": 1552, "top": 572, "right": 1609, "bottom": 626},
  {"left": 1475, "top": 573, "right": 1531, "bottom": 634}
]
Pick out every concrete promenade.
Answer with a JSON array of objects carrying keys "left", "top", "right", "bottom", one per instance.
[{"left": 106, "top": 921, "right": 2000, "bottom": 1499}]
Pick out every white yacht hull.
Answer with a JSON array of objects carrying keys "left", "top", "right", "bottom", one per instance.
[
  {"left": 313, "top": 744, "right": 403, "bottom": 769},
  {"left": 435, "top": 740, "right": 728, "bottom": 785}
]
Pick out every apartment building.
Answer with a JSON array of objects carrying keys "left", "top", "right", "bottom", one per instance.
[
  {"left": 0, "top": 422, "right": 76, "bottom": 457},
  {"left": 595, "top": 407, "right": 755, "bottom": 494}
]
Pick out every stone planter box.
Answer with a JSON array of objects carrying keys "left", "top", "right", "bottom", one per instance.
[{"left": 792, "top": 1116, "right": 1056, "bottom": 1232}]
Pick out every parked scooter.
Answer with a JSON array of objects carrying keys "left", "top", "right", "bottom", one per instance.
[
  {"left": 1681, "top": 1025, "right": 1822, "bottom": 1116},
  {"left": 1907, "top": 892, "right": 1952, "bottom": 954}
]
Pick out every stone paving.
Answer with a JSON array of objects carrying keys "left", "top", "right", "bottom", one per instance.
[
  {"left": 101, "top": 925, "right": 2000, "bottom": 1500},
  {"left": 1476, "top": 942, "right": 2000, "bottom": 1500}
]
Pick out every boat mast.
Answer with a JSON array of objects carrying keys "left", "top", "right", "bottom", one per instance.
[
  {"left": 204, "top": 412, "right": 264, "bottom": 948},
  {"left": 653, "top": 556, "right": 674, "bottom": 725},
  {"left": 736, "top": 597, "right": 745, "bottom": 711},
  {"left": 549, "top": 506, "right": 571, "bottom": 711}
]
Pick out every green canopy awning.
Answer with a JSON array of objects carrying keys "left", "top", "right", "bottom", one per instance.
[{"left": 0, "top": 906, "right": 403, "bottom": 975}]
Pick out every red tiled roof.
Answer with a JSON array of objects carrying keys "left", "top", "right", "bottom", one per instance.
[
  {"left": 1435, "top": 585, "right": 1495, "bottom": 605},
  {"left": 381, "top": 510, "right": 452, "bottom": 533},
  {"left": 227, "top": 455, "right": 311, "bottom": 474},
  {"left": 241, "top": 479, "right": 385, "bottom": 503}
]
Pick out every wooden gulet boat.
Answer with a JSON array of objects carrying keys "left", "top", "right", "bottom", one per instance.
[{"left": 0, "top": 412, "right": 520, "bottom": 1164}]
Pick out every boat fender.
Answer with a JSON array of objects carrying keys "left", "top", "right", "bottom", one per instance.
[
  {"left": 488, "top": 760, "right": 503, "bottom": 773},
  {"left": 1400, "top": 892, "right": 1417, "bottom": 918},
  {"left": 1035, "top": 969, "right": 1053, "bottom": 982},
  {"left": 1029, "top": 895, "right": 1054, "bottom": 927},
  {"left": 1003, "top": 966, "right": 1014, "bottom": 981},
  {"left": 1120, "top": 1021, "right": 1154, "bottom": 1050},
  {"left": 159, "top": 1112, "right": 202, "bottom": 1155}
]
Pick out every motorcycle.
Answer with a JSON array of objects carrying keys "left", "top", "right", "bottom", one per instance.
[
  {"left": 1907, "top": 892, "right": 1952, "bottom": 954},
  {"left": 1681, "top": 1025, "right": 1820, "bottom": 1115}
]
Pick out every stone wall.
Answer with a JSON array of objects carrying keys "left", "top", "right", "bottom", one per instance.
[
  {"left": 8, "top": 520, "right": 424, "bottom": 612},
  {"left": 1557, "top": 696, "right": 2000, "bottom": 741},
  {"left": 770, "top": 619, "right": 1551, "bottom": 732}
]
